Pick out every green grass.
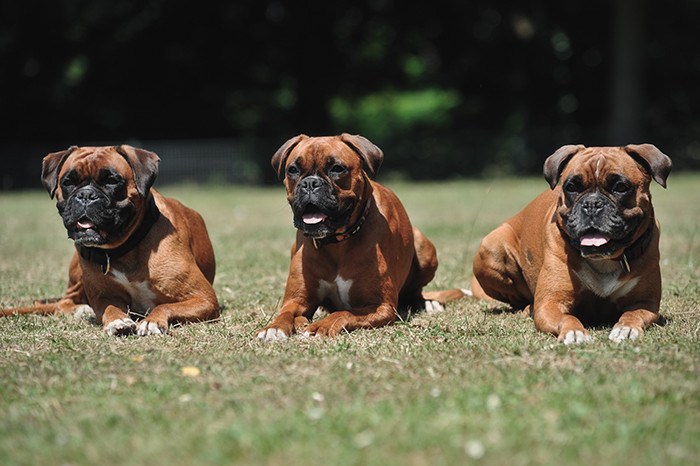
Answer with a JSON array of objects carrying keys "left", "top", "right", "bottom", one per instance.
[{"left": 1, "top": 175, "right": 698, "bottom": 466}]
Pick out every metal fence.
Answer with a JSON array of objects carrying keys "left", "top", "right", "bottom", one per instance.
[
  {"left": 0, "top": 139, "right": 266, "bottom": 190},
  {"left": 134, "top": 139, "right": 263, "bottom": 185}
]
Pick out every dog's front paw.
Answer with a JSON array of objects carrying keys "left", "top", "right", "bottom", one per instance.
[
  {"left": 560, "top": 329, "right": 593, "bottom": 345},
  {"left": 256, "top": 327, "right": 289, "bottom": 342},
  {"left": 608, "top": 326, "right": 641, "bottom": 343},
  {"left": 72, "top": 304, "right": 96, "bottom": 321},
  {"left": 424, "top": 299, "right": 444, "bottom": 314},
  {"left": 137, "top": 320, "right": 168, "bottom": 336},
  {"left": 302, "top": 315, "right": 349, "bottom": 337},
  {"left": 104, "top": 317, "right": 137, "bottom": 336}
]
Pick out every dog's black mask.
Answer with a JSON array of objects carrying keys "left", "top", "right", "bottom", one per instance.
[
  {"left": 290, "top": 175, "right": 353, "bottom": 239},
  {"left": 57, "top": 169, "right": 135, "bottom": 247},
  {"left": 562, "top": 188, "right": 639, "bottom": 258}
]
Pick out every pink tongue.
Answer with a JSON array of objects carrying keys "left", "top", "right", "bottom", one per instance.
[
  {"left": 580, "top": 234, "right": 609, "bottom": 247},
  {"left": 302, "top": 213, "right": 326, "bottom": 225},
  {"left": 77, "top": 220, "right": 95, "bottom": 230}
]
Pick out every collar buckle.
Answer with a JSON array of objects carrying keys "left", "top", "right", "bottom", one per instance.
[{"left": 620, "top": 253, "right": 631, "bottom": 273}]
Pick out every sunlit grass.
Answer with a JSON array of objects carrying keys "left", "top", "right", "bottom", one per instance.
[{"left": 0, "top": 176, "right": 698, "bottom": 465}]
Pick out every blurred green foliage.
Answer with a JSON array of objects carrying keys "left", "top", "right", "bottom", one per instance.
[
  {"left": 330, "top": 89, "right": 461, "bottom": 140},
  {"left": 1, "top": 0, "right": 699, "bottom": 186}
]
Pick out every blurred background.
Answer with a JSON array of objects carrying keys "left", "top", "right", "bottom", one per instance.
[{"left": 1, "top": 0, "right": 699, "bottom": 189}]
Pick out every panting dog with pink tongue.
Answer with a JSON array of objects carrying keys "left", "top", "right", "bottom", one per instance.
[{"left": 470, "top": 144, "right": 672, "bottom": 345}]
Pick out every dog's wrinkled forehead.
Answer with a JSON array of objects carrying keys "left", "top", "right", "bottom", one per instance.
[
  {"left": 290, "top": 137, "right": 361, "bottom": 172},
  {"left": 60, "top": 147, "right": 132, "bottom": 180},
  {"left": 561, "top": 147, "right": 646, "bottom": 186}
]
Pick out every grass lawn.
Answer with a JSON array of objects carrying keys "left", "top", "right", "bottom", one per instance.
[{"left": 0, "top": 175, "right": 698, "bottom": 465}]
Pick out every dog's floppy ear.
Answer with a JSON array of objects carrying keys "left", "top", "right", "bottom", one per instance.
[
  {"left": 623, "top": 144, "right": 672, "bottom": 188},
  {"left": 271, "top": 134, "right": 308, "bottom": 180},
  {"left": 340, "top": 133, "right": 384, "bottom": 178},
  {"left": 116, "top": 145, "right": 160, "bottom": 197},
  {"left": 543, "top": 144, "right": 585, "bottom": 189},
  {"left": 41, "top": 146, "right": 78, "bottom": 198}
]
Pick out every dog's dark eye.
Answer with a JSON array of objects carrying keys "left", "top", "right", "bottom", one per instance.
[
  {"left": 564, "top": 180, "right": 580, "bottom": 194},
  {"left": 612, "top": 182, "right": 630, "bottom": 194},
  {"left": 61, "top": 172, "right": 80, "bottom": 188},
  {"left": 329, "top": 164, "right": 346, "bottom": 175},
  {"left": 287, "top": 165, "right": 300, "bottom": 176},
  {"left": 97, "top": 169, "right": 124, "bottom": 188},
  {"left": 104, "top": 175, "right": 122, "bottom": 186}
]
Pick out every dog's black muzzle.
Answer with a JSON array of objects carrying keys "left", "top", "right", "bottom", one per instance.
[{"left": 60, "top": 186, "right": 119, "bottom": 246}]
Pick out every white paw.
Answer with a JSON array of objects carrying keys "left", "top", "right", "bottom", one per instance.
[
  {"left": 72, "top": 305, "right": 96, "bottom": 321},
  {"left": 609, "top": 326, "right": 640, "bottom": 342},
  {"left": 104, "top": 317, "right": 136, "bottom": 336},
  {"left": 460, "top": 288, "right": 473, "bottom": 297},
  {"left": 561, "top": 330, "right": 594, "bottom": 345},
  {"left": 257, "top": 327, "right": 289, "bottom": 342},
  {"left": 137, "top": 321, "right": 167, "bottom": 336},
  {"left": 424, "top": 299, "right": 444, "bottom": 314}
]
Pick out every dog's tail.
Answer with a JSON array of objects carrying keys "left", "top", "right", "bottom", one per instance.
[
  {"left": 1, "top": 296, "right": 92, "bottom": 317},
  {"left": 422, "top": 288, "right": 473, "bottom": 303},
  {"left": 1, "top": 302, "right": 62, "bottom": 317}
]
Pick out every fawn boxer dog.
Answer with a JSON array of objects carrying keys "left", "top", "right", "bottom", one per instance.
[
  {"left": 1, "top": 145, "right": 219, "bottom": 336},
  {"left": 256, "top": 134, "right": 463, "bottom": 340},
  {"left": 471, "top": 144, "right": 671, "bottom": 344}
]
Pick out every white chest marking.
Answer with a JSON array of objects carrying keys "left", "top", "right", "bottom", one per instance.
[
  {"left": 573, "top": 264, "right": 640, "bottom": 300},
  {"left": 317, "top": 275, "right": 353, "bottom": 309},
  {"left": 110, "top": 270, "right": 157, "bottom": 314}
]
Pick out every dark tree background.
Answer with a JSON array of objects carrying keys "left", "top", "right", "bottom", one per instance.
[{"left": 1, "top": 0, "right": 699, "bottom": 188}]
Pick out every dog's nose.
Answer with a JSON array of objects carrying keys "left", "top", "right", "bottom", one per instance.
[
  {"left": 581, "top": 194, "right": 606, "bottom": 216},
  {"left": 74, "top": 187, "right": 100, "bottom": 205},
  {"left": 298, "top": 176, "right": 324, "bottom": 193}
]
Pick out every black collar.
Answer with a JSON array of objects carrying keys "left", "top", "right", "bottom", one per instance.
[
  {"left": 77, "top": 196, "right": 161, "bottom": 274},
  {"left": 618, "top": 217, "right": 655, "bottom": 273},
  {"left": 311, "top": 196, "right": 373, "bottom": 249}
]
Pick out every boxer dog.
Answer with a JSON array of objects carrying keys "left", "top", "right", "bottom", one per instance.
[
  {"left": 256, "top": 134, "right": 461, "bottom": 341},
  {"left": 1, "top": 145, "right": 219, "bottom": 336},
  {"left": 471, "top": 144, "right": 671, "bottom": 344}
]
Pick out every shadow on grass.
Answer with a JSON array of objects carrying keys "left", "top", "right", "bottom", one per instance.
[{"left": 475, "top": 299, "right": 669, "bottom": 331}]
